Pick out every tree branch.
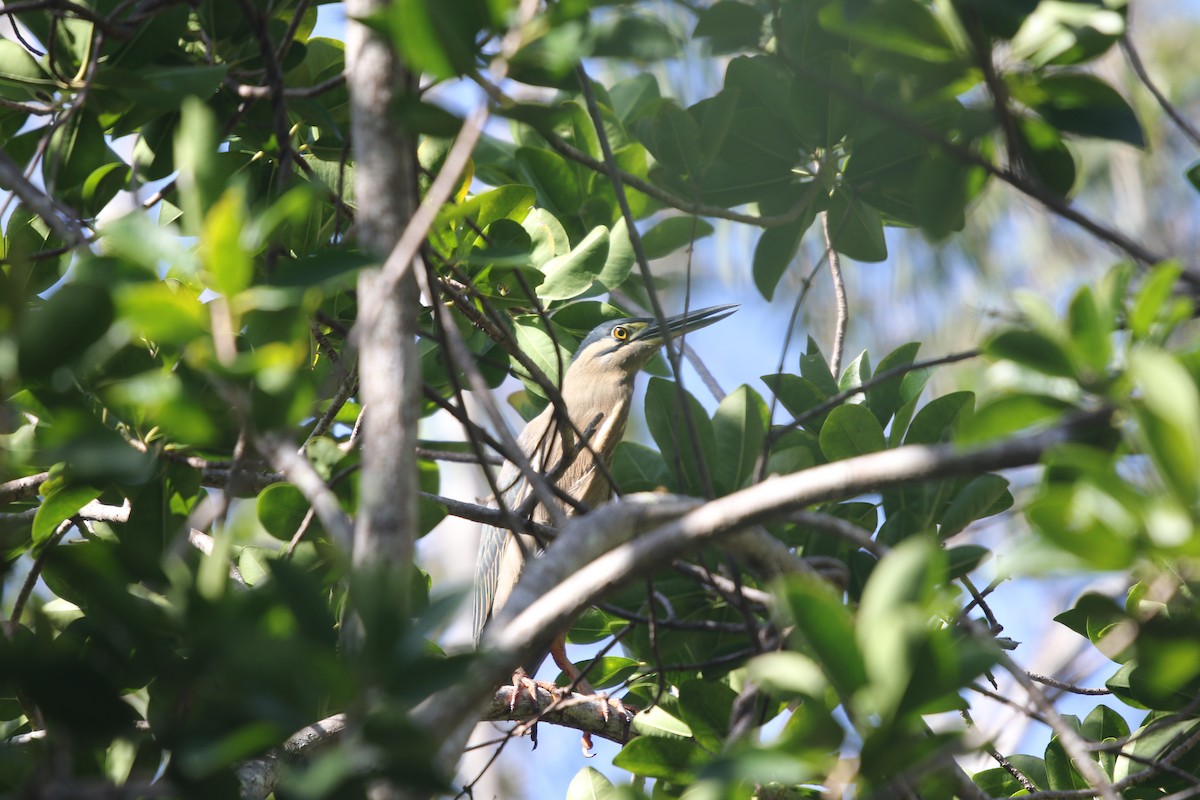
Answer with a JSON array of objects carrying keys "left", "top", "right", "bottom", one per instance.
[{"left": 411, "top": 408, "right": 1111, "bottom": 752}]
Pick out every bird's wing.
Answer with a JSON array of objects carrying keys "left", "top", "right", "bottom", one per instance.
[
  {"left": 472, "top": 521, "right": 509, "bottom": 644},
  {"left": 471, "top": 406, "right": 566, "bottom": 644}
]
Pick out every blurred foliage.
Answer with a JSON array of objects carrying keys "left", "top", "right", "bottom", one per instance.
[{"left": 2, "top": 0, "right": 1200, "bottom": 797}]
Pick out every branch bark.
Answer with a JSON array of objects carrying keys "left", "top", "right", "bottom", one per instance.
[
  {"left": 411, "top": 409, "right": 1110, "bottom": 754},
  {"left": 344, "top": 0, "right": 421, "bottom": 597}
]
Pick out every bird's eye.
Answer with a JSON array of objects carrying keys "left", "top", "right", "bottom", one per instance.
[{"left": 611, "top": 325, "right": 629, "bottom": 341}]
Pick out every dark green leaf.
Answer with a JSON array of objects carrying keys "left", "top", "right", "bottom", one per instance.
[
  {"left": 33, "top": 483, "right": 103, "bottom": 544},
  {"left": 649, "top": 101, "right": 705, "bottom": 177},
  {"left": 694, "top": 1, "right": 764, "bottom": 54},
  {"left": 819, "top": 404, "right": 886, "bottom": 461},
  {"left": 753, "top": 215, "right": 807, "bottom": 301},
  {"left": 592, "top": 14, "right": 679, "bottom": 60},
  {"left": 17, "top": 284, "right": 115, "bottom": 380},
  {"left": 904, "top": 391, "right": 973, "bottom": 445},
  {"left": 611, "top": 441, "right": 673, "bottom": 493},
  {"left": 761, "top": 373, "right": 831, "bottom": 432},
  {"left": 613, "top": 736, "right": 707, "bottom": 783},
  {"left": 781, "top": 575, "right": 868, "bottom": 696},
  {"left": 866, "top": 342, "right": 921, "bottom": 426},
  {"left": 1031, "top": 74, "right": 1144, "bottom": 147},
  {"left": 984, "top": 326, "right": 1080, "bottom": 376},
  {"left": 539, "top": 225, "right": 609, "bottom": 300},
  {"left": 557, "top": 656, "right": 640, "bottom": 690},
  {"left": 515, "top": 147, "right": 583, "bottom": 218},
  {"left": 946, "top": 545, "right": 990, "bottom": 579},
  {"left": 644, "top": 377, "right": 717, "bottom": 496},
  {"left": 958, "top": 394, "right": 1073, "bottom": 444},
  {"left": 825, "top": 188, "right": 887, "bottom": 262},
  {"left": 938, "top": 475, "right": 1012, "bottom": 538},
  {"left": 641, "top": 216, "right": 715, "bottom": 260},
  {"left": 678, "top": 679, "right": 737, "bottom": 752},
  {"left": 711, "top": 384, "right": 769, "bottom": 494},
  {"left": 256, "top": 483, "right": 325, "bottom": 542}
]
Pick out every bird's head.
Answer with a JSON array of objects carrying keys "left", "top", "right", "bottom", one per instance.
[{"left": 569, "top": 304, "right": 739, "bottom": 382}]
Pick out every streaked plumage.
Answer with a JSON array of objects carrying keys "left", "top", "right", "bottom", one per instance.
[{"left": 472, "top": 305, "right": 738, "bottom": 643}]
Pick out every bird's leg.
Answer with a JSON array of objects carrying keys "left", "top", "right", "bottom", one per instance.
[
  {"left": 550, "top": 632, "right": 638, "bottom": 756},
  {"left": 550, "top": 632, "right": 595, "bottom": 696}
]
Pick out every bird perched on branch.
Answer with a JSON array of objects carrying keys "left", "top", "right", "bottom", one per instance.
[{"left": 472, "top": 304, "right": 738, "bottom": 691}]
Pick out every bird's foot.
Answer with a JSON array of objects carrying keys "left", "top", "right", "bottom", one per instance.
[
  {"left": 504, "top": 668, "right": 564, "bottom": 714},
  {"left": 573, "top": 691, "right": 638, "bottom": 756}
]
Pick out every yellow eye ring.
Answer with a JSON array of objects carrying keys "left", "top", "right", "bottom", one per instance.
[{"left": 612, "top": 325, "right": 629, "bottom": 341}]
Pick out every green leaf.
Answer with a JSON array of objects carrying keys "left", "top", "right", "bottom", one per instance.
[
  {"left": 201, "top": 187, "right": 253, "bottom": 297},
  {"left": 115, "top": 283, "right": 208, "bottom": 346},
  {"left": 1045, "top": 736, "right": 1088, "bottom": 791},
  {"left": 946, "top": 545, "right": 990, "bottom": 579},
  {"left": 781, "top": 574, "right": 867, "bottom": 697},
  {"left": 856, "top": 538, "right": 945, "bottom": 720},
  {"left": 825, "top": 189, "right": 887, "bottom": 263},
  {"left": 256, "top": 483, "right": 323, "bottom": 542},
  {"left": 539, "top": 225, "right": 609, "bottom": 301},
  {"left": 609, "top": 74, "right": 661, "bottom": 124},
  {"left": 373, "top": 0, "right": 484, "bottom": 79},
  {"left": 1129, "top": 262, "right": 1185, "bottom": 340},
  {"left": 1017, "top": 116, "right": 1077, "bottom": 197},
  {"left": 1031, "top": 73, "right": 1144, "bottom": 147},
  {"left": 1011, "top": 1, "right": 1125, "bottom": 67},
  {"left": 819, "top": 404, "right": 886, "bottom": 461},
  {"left": 442, "top": 185, "right": 536, "bottom": 241},
  {"left": 694, "top": 1, "right": 764, "bottom": 54},
  {"left": 567, "top": 608, "right": 628, "bottom": 645},
  {"left": 904, "top": 391, "right": 974, "bottom": 445},
  {"left": 557, "top": 656, "right": 640, "bottom": 690},
  {"left": 641, "top": 216, "right": 715, "bottom": 260},
  {"left": 644, "top": 377, "right": 717, "bottom": 496},
  {"left": 1128, "top": 349, "right": 1200, "bottom": 505},
  {"left": 611, "top": 441, "right": 673, "bottom": 493},
  {"left": 938, "top": 475, "right": 1012, "bottom": 538},
  {"left": 765, "top": 428, "right": 821, "bottom": 476},
  {"left": 1082, "top": 704, "right": 1129, "bottom": 747},
  {"left": 0, "top": 39, "right": 51, "bottom": 97},
  {"left": 958, "top": 394, "right": 1073, "bottom": 444},
  {"left": 649, "top": 101, "right": 705, "bottom": 177},
  {"left": 613, "top": 736, "right": 706, "bottom": 783},
  {"left": 753, "top": 215, "right": 807, "bottom": 301},
  {"left": 761, "top": 373, "right": 831, "bottom": 432},
  {"left": 515, "top": 146, "right": 583, "bottom": 218},
  {"left": 631, "top": 705, "right": 693, "bottom": 738},
  {"left": 17, "top": 283, "right": 115, "bottom": 380},
  {"left": 174, "top": 97, "right": 222, "bottom": 235},
  {"left": 984, "top": 327, "right": 1076, "bottom": 378},
  {"left": 237, "top": 546, "right": 271, "bottom": 586},
  {"left": 839, "top": 350, "right": 871, "bottom": 399},
  {"left": 33, "top": 483, "right": 103, "bottom": 544},
  {"left": 678, "top": 679, "right": 737, "bottom": 752},
  {"left": 594, "top": 216, "right": 635, "bottom": 290},
  {"left": 510, "top": 316, "right": 576, "bottom": 396},
  {"left": 712, "top": 385, "right": 768, "bottom": 494},
  {"left": 692, "top": 89, "right": 740, "bottom": 168},
  {"left": 746, "top": 652, "right": 829, "bottom": 698},
  {"left": 592, "top": 14, "right": 679, "bottom": 60},
  {"left": 801, "top": 339, "right": 841, "bottom": 398},
  {"left": 1026, "top": 484, "right": 1137, "bottom": 570},
  {"left": 566, "top": 767, "right": 615, "bottom": 800},
  {"left": 866, "top": 342, "right": 921, "bottom": 426}
]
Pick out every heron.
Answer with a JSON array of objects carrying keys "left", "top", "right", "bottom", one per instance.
[{"left": 472, "top": 303, "right": 738, "bottom": 691}]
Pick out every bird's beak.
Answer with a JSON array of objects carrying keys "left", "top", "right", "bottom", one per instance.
[{"left": 634, "top": 304, "right": 739, "bottom": 344}]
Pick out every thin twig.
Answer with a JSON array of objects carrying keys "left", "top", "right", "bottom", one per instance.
[{"left": 820, "top": 209, "right": 847, "bottom": 377}]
